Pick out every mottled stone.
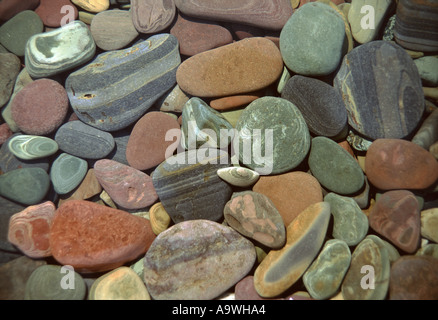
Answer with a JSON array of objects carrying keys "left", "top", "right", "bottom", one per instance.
[
  {"left": 35, "top": 0, "right": 79, "bottom": 28},
  {"left": 347, "top": 130, "right": 373, "bottom": 152},
  {"left": 50, "top": 153, "right": 88, "bottom": 195},
  {"left": 8, "top": 135, "right": 58, "bottom": 161},
  {"left": 0, "top": 53, "right": 21, "bottom": 109},
  {"left": 25, "top": 265, "right": 86, "bottom": 300},
  {"left": 94, "top": 159, "right": 158, "bottom": 210},
  {"left": 253, "top": 171, "right": 323, "bottom": 227},
  {"left": 303, "top": 239, "right": 351, "bottom": 300},
  {"left": 50, "top": 200, "right": 155, "bottom": 273},
  {"left": 152, "top": 149, "right": 233, "bottom": 223},
  {"left": 390, "top": 255, "right": 438, "bottom": 300},
  {"left": 176, "top": 37, "right": 283, "bottom": 98},
  {"left": 149, "top": 202, "right": 172, "bottom": 235},
  {"left": 281, "top": 75, "right": 347, "bottom": 137},
  {"left": 334, "top": 41, "right": 424, "bottom": 140},
  {"left": 235, "top": 97, "right": 310, "bottom": 175},
  {"left": 279, "top": 2, "right": 346, "bottom": 76},
  {"left": 0, "top": 168, "right": 50, "bottom": 205},
  {"left": 66, "top": 34, "right": 180, "bottom": 132},
  {"left": 324, "top": 193, "right": 369, "bottom": 246},
  {"left": 131, "top": 0, "right": 176, "bottom": 34},
  {"left": 126, "top": 111, "right": 181, "bottom": 171},
  {"left": 224, "top": 191, "right": 286, "bottom": 249},
  {"left": 217, "top": 166, "right": 260, "bottom": 187},
  {"left": 254, "top": 202, "right": 331, "bottom": 298},
  {"left": 421, "top": 208, "right": 438, "bottom": 243},
  {"left": 174, "top": 0, "right": 293, "bottom": 31},
  {"left": 365, "top": 139, "right": 438, "bottom": 190},
  {"left": 341, "top": 235, "right": 390, "bottom": 300},
  {"left": 143, "top": 219, "right": 256, "bottom": 300},
  {"left": 89, "top": 267, "right": 150, "bottom": 300},
  {"left": 57, "top": 169, "right": 102, "bottom": 205},
  {"left": 71, "top": 0, "right": 109, "bottom": 13},
  {"left": 309, "top": 137, "right": 365, "bottom": 195},
  {"left": 55, "top": 121, "right": 115, "bottom": 160},
  {"left": 412, "top": 109, "right": 438, "bottom": 150}
]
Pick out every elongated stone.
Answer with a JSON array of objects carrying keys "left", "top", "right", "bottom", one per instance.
[
  {"left": 25, "top": 21, "right": 96, "bottom": 78},
  {"left": 71, "top": 0, "right": 109, "bottom": 13},
  {"left": 65, "top": 34, "right": 180, "bottom": 132},
  {"left": 254, "top": 202, "right": 331, "bottom": 298},
  {"left": 7, "top": 135, "right": 58, "bottom": 161},
  {"left": 143, "top": 220, "right": 256, "bottom": 300},
  {"left": 131, "top": 0, "right": 176, "bottom": 34},
  {"left": 50, "top": 153, "right": 88, "bottom": 195},
  {"left": 217, "top": 167, "right": 260, "bottom": 187},
  {"left": 149, "top": 202, "right": 172, "bottom": 235}
]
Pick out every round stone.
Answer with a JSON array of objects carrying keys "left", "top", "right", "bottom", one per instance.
[
  {"left": 50, "top": 153, "right": 88, "bottom": 195},
  {"left": 8, "top": 135, "right": 58, "bottom": 160}
]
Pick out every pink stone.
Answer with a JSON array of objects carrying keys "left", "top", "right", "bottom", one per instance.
[
  {"left": 7, "top": 201, "right": 55, "bottom": 258},
  {"left": 35, "top": 0, "right": 78, "bottom": 27},
  {"left": 94, "top": 159, "right": 158, "bottom": 209}
]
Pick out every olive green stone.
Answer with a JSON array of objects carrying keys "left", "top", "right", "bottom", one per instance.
[
  {"left": 50, "top": 153, "right": 88, "bottom": 195},
  {"left": 8, "top": 135, "right": 59, "bottom": 160}
]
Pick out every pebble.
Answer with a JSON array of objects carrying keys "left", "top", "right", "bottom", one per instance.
[
  {"left": 57, "top": 169, "right": 102, "bottom": 205},
  {"left": 174, "top": 0, "right": 292, "bottom": 31},
  {"left": 334, "top": 41, "right": 424, "bottom": 140},
  {"left": 89, "top": 267, "right": 151, "bottom": 300},
  {"left": 176, "top": 37, "right": 283, "bottom": 98},
  {"left": 235, "top": 97, "right": 311, "bottom": 175},
  {"left": 149, "top": 202, "right": 172, "bottom": 235},
  {"left": 308, "top": 136, "right": 365, "bottom": 195},
  {"left": 224, "top": 191, "right": 286, "bottom": 249},
  {"left": 389, "top": 255, "right": 438, "bottom": 300},
  {"left": 71, "top": 0, "right": 109, "bottom": 13},
  {"left": 412, "top": 109, "right": 438, "bottom": 150},
  {"left": 7, "top": 201, "right": 55, "bottom": 259},
  {"left": 152, "top": 149, "right": 233, "bottom": 223},
  {"left": 210, "top": 91, "right": 264, "bottom": 111},
  {"left": 0, "top": 0, "right": 40, "bottom": 22},
  {"left": 24, "top": 265, "right": 86, "bottom": 300},
  {"left": 131, "top": 0, "right": 176, "bottom": 34},
  {"left": 414, "top": 56, "right": 438, "bottom": 86},
  {"left": 126, "top": 111, "right": 181, "bottom": 171},
  {"left": 324, "top": 193, "right": 369, "bottom": 246},
  {"left": 143, "top": 219, "right": 256, "bottom": 300},
  {"left": 55, "top": 120, "right": 115, "bottom": 160},
  {"left": 11, "top": 79, "right": 69, "bottom": 136},
  {"left": 279, "top": 2, "right": 346, "bottom": 76},
  {"left": 7, "top": 135, "right": 58, "bottom": 161},
  {"left": 157, "top": 84, "right": 190, "bottom": 113},
  {"left": 217, "top": 166, "right": 260, "bottom": 188},
  {"left": 0, "top": 168, "right": 50, "bottom": 206},
  {"left": 35, "top": 0, "right": 79, "bottom": 28},
  {"left": 421, "top": 208, "right": 438, "bottom": 243},
  {"left": 0, "top": 53, "right": 21, "bottom": 109},
  {"left": 365, "top": 139, "right": 438, "bottom": 190},
  {"left": 416, "top": 244, "right": 438, "bottom": 259},
  {"left": 281, "top": 75, "right": 348, "bottom": 138},
  {"left": 90, "top": 9, "right": 139, "bottom": 51},
  {"left": 254, "top": 202, "right": 331, "bottom": 298},
  {"left": 66, "top": 34, "right": 180, "bottom": 132},
  {"left": 0, "top": 10, "right": 43, "bottom": 56},
  {"left": 50, "top": 200, "right": 155, "bottom": 273},
  {"left": 0, "top": 123, "right": 12, "bottom": 146},
  {"left": 50, "top": 153, "right": 88, "bottom": 195},
  {"left": 93, "top": 159, "right": 158, "bottom": 210},
  {"left": 303, "top": 239, "right": 351, "bottom": 300}
]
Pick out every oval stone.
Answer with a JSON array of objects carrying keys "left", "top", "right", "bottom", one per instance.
[
  {"left": 50, "top": 153, "right": 88, "bottom": 195},
  {"left": 308, "top": 136, "right": 364, "bottom": 195},
  {"left": 71, "top": 0, "right": 109, "bottom": 13},
  {"left": 143, "top": 219, "right": 256, "bottom": 300},
  {"left": 131, "top": 0, "right": 176, "bottom": 34},
  {"left": 8, "top": 135, "right": 58, "bottom": 160},
  {"left": 217, "top": 166, "right": 260, "bottom": 187},
  {"left": 35, "top": 0, "right": 79, "bottom": 28},
  {"left": 55, "top": 121, "right": 115, "bottom": 160},
  {"left": 235, "top": 97, "right": 311, "bottom": 175}
]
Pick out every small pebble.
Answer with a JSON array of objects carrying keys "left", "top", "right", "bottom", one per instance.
[
  {"left": 8, "top": 135, "right": 58, "bottom": 161},
  {"left": 50, "top": 153, "right": 88, "bottom": 195},
  {"left": 217, "top": 166, "right": 260, "bottom": 187}
]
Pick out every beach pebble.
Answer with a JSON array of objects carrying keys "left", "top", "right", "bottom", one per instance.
[
  {"left": 8, "top": 135, "right": 58, "bottom": 161},
  {"left": 421, "top": 208, "right": 438, "bottom": 243},
  {"left": 149, "top": 202, "right": 172, "bottom": 235},
  {"left": 131, "top": 0, "right": 176, "bottom": 34},
  {"left": 57, "top": 169, "right": 102, "bottom": 205},
  {"left": 414, "top": 56, "right": 438, "bottom": 86},
  {"left": 35, "top": 0, "right": 79, "bottom": 28},
  {"left": 0, "top": 53, "right": 21, "bottom": 109},
  {"left": 217, "top": 167, "right": 260, "bottom": 188},
  {"left": 50, "top": 153, "right": 88, "bottom": 195},
  {"left": 71, "top": 0, "right": 109, "bottom": 13}
]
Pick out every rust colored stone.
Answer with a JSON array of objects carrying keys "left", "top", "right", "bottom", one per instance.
[{"left": 210, "top": 90, "right": 264, "bottom": 111}]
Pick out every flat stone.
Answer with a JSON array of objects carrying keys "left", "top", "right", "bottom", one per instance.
[
  {"left": 365, "top": 139, "right": 438, "bottom": 190},
  {"left": 224, "top": 191, "right": 286, "bottom": 249},
  {"left": 24, "top": 265, "right": 86, "bottom": 300},
  {"left": 303, "top": 239, "right": 351, "bottom": 300},
  {"left": 0, "top": 53, "right": 21, "bottom": 108},
  {"left": 281, "top": 75, "right": 347, "bottom": 137},
  {"left": 57, "top": 169, "right": 102, "bottom": 206},
  {"left": 324, "top": 193, "right": 369, "bottom": 246},
  {"left": 55, "top": 120, "right": 115, "bottom": 160},
  {"left": 66, "top": 34, "right": 180, "bottom": 132},
  {"left": 252, "top": 171, "right": 323, "bottom": 227},
  {"left": 176, "top": 37, "right": 283, "bottom": 98},
  {"left": 334, "top": 41, "right": 424, "bottom": 140},
  {"left": 149, "top": 202, "right": 172, "bottom": 235},
  {"left": 50, "top": 153, "right": 88, "bottom": 195},
  {"left": 152, "top": 149, "right": 233, "bottom": 223},
  {"left": 7, "top": 201, "right": 55, "bottom": 259},
  {"left": 0, "top": 10, "right": 43, "bottom": 56},
  {"left": 11, "top": 79, "right": 69, "bottom": 136},
  {"left": 143, "top": 219, "right": 256, "bottom": 300},
  {"left": 389, "top": 255, "right": 438, "bottom": 300},
  {"left": 35, "top": 0, "right": 79, "bottom": 27},
  {"left": 90, "top": 9, "right": 139, "bottom": 51},
  {"left": 131, "top": 0, "right": 176, "bottom": 34},
  {"left": 309, "top": 136, "right": 365, "bottom": 195},
  {"left": 126, "top": 111, "right": 181, "bottom": 171},
  {"left": 217, "top": 166, "right": 260, "bottom": 187},
  {"left": 412, "top": 109, "right": 438, "bottom": 150},
  {"left": 94, "top": 159, "right": 158, "bottom": 210},
  {"left": 8, "top": 135, "right": 58, "bottom": 161},
  {"left": 341, "top": 235, "right": 390, "bottom": 300},
  {"left": 71, "top": 0, "right": 109, "bottom": 13},
  {"left": 235, "top": 97, "right": 311, "bottom": 175},
  {"left": 369, "top": 190, "right": 421, "bottom": 253},
  {"left": 0, "top": 0, "right": 40, "bottom": 22},
  {"left": 421, "top": 208, "right": 438, "bottom": 243},
  {"left": 50, "top": 200, "right": 155, "bottom": 273},
  {"left": 254, "top": 202, "right": 331, "bottom": 298},
  {"left": 279, "top": 2, "right": 346, "bottom": 76},
  {"left": 0, "top": 167, "right": 50, "bottom": 205},
  {"left": 174, "top": 0, "right": 293, "bottom": 31},
  {"left": 414, "top": 56, "right": 438, "bottom": 86},
  {"left": 89, "top": 267, "right": 150, "bottom": 300}
]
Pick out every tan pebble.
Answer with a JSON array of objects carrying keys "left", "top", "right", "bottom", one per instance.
[
  {"left": 291, "top": 0, "right": 300, "bottom": 9},
  {"left": 100, "top": 190, "right": 117, "bottom": 208},
  {"left": 158, "top": 84, "right": 190, "bottom": 113},
  {"left": 78, "top": 11, "right": 95, "bottom": 24},
  {"left": 421, "top": 208, "right": 438, "bottom": 243},
  {"left": 430, "top": 141, "right": 438, "bottom": 159},
  {"left": 217, "top": 167, "right": 260, "bottom": 187},
  {"left": 357, "top": 155, "right": 366, "bottom": 173},
  {"left": 71, "top": 0, "right": 109, "bottom": 13},
  {"left": 424, "top": 87, "right": 438, "bottom": 101},
  {"left": 149, "top": 202, "right": 172, "bottom": 235}
]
